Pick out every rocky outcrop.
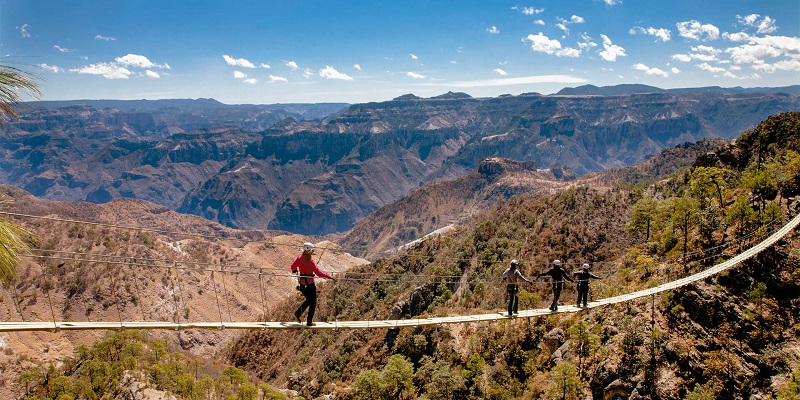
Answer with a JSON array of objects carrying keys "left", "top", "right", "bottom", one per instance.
[{"left": 340, "top": 157, "right": 581, "bottom": 253}]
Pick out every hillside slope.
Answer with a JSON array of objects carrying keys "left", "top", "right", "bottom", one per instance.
[
  {"left": 341, "top": 139, "right": 729, "bottom": 255},
  {"left": 227, "top": 112, "right": 800, "bottom": 399},
  {"left": 0, "top": 186, "right": 367, "bottom": 398}
]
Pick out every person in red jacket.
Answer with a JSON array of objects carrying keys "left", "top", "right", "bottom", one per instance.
[{"left": 291, "top": 242, "right": 336, "bottom": 326}]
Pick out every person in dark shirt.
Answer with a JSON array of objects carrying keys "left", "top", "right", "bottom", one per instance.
[
  {"left": 536, "top": 259, "right": 573, "bottom": 311},
  {"left": 573, "top": 263, "right": 601, "bottom": 308},
  {"left": 291, "top": 242, "right": 336, "bottom": 326}
]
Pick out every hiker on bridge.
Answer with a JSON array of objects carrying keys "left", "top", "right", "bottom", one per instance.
[
  {"left": 502, "top": 259, "right": 532, "bottom": 317},
  {"left": 536, "top": 259, "right": 573, "bottom": 311},
  {"left": 291, "top": 242, "right": 336, "bottom": 327},
  {"left": 573, "top": 263, "right": 601, "bottom": 308}
]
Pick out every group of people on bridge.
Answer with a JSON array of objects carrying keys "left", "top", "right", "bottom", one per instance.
[
  {"left": 502, "top": 258, "right": 601, "bottom": 316},
  {"left": 289, "top": 242, "right": 602, "bottom": 326}
]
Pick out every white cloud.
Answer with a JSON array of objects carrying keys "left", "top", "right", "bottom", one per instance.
[
  {"left": 71, "top": 62, "right": 132, "bottom": 79},
  {"left": 672, "top": 54, "right": 692, "bottom": 62},
  {"left": 518, "top": 6, "right": 544, "bottom": 15},
  {"left": 487, "top": 26, "right": 499, "bottom": 34},
  {"left": 354, "top": 64, "right": 362, "bottom": 70},
  {"left": 233, "top": 70, "right": 256, "bottom": 83},
  {"left": 223, "top": 55, "right": 256, "bottom": 68},
  {"left": 53, "top": 45, "right": 73, "bottom": 53},
  {"left": 493, "top": 68, "right": 508, "bottom": 76},
  {"left": 692, "top": 45, "right": 720, "bottom": 54},
  {"left": 18, "top": 24, "right": 30, "bottom": 38},
  {"left": 533, "top": 19, "right": 545, "bottom": 26},
  {"left": 418, "top": 74, "right": 589, "bottom": 88},
  {"left": 599, "top": 34, "right": 626, "bottom": 61},
  {"left": 303, "top": 68, "right": 314, "bottom": 79},
  {"left": 38, "top": 64, "right": 64, "bottom": 73},
  {"left": 671, "top": 45, "right": 721, "bottom": 63},
  {"left": 691, "top": 53, "right": 718, "bottom": 62},
  {"left": 725, "top": 35, "right": 800, "bottom": 71},
  {"left": 116, "top": 54, "right": 168, "bottom": 69},
  {"left": 685, "top": 45, "right": 720, "bottom": 62},
  {"left": 145, "top": 70, "right": 160, "bottom": 79},
  {"left": 671, "top": 67, "right": 681, "bottom": 74},
  {"left": 268, "top": 75, "right": 288, "bottom": 83},
  {"left": 632, "top": 63, "right": 668, "bottom": 77},
  {"left": 407, "top": 72, "right": 427, "bottom": 79},
  {"left": 752, "top": 59, "right": 800, "bottom": 73},
  {"left": 555, "top": 15, "right": 585, "bottom": 34},
  {"left": 409, "top": 53, "right": 418, "bottom": 60},
  {"left": 629, "top": 27, "right": 671, "bottom": 42},
  {"left": 578, "top": 32, "right": 597, "bottom": 49},
  {"left": 260, "top": 63, "right": 271, "bottom": 69},
  {"left": 756, "top": 17, "right": 778, "bottom": 34},
  {"left": 677, "top": 20, "right": 720, "bottom": 41},
  {"left": 319, "top": 65, "right": 354, "bottom": 80},
  {"left": 95, "top": 35, "right": 116, "bottom": 41},
  {"left": 285, "top": 61, "right": 299, "bottom": 70},
  {"left": 723, "top": 32, "right": 751, "bottom": 42},
  {"left": 697, "top": 63, "right": 727, "bottom": 73},
  {"left": 737, "top": 14, "right": 778, "bottom": 34},
  {"left": 523, "top": 33, "right": 581, "bottom": 57},
  {"left": 739, "top": 14, "right": 760, "bottom": 26},
  {"left": 604, "top": 0, "right": 622, "bottom": 6}
]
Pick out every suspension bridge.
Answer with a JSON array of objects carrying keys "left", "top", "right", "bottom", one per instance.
[{"left": 0, "top": 211, "right": 797, "bottom": 333}]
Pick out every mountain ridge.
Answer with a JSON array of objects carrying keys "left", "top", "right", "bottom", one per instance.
[{"left": 3, "top": 87, "right": 799, "bottom": 235}]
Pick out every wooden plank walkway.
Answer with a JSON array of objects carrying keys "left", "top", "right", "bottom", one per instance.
[{"left": 2, "top": 212, "right": 797, "bottom": 333}]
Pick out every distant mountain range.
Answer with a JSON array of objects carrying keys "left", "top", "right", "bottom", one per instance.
[
  {"left": 3, "top": 85, "right": 798, "bottom": 235},
  {"left": 24, "top": 98, "right": 349, "bottom": 119},
  {"left": 555, "top": 84, "right": 800, "bottom": 96}
]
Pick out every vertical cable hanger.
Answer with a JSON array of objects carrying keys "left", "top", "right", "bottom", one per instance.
[
  {"left": 220, "top": 265, "right": 232, "bottom": 323},
  {"left": 258, "top": 266, "right": 268, "bottom": 326},
  {"left": 210, "top": 270, "right": 224, "bottom": 329},
  {"left": 36, "top": 259, "right": 59, "bottom": 332},
  {"left": 107, "top": 263, "right": 124, "bottom": 330},
  {"left": 129, "top": 258, "right": 147, "bottom": 321}
]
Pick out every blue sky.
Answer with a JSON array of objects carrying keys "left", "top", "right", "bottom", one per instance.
[{"left": 3, "top": 1, "right": 798, "bottom": 104}]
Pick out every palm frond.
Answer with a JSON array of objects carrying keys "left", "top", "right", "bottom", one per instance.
[
  {"left": 0, "top": 62, "right": 43, "bottom": 130},
  {"left": 0, "top": 218, "right": 30, "bottom": 284}
]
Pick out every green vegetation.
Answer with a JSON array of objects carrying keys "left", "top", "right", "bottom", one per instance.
[{"left": 18, "top": 331, "right": 284, "bottom": 400}]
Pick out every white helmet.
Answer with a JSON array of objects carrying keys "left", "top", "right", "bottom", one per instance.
[
  {"left": 553, "top": 259, "right": 561, "bottom": 266},
  {"left": 510, "top": 259, "right": 519, "bottom": 266},
  {"left": 583, "top": 263, "right": 590, "bottom": 269},
  {"left": 302, "top": 242, "right": 315, "bottom": 252}
]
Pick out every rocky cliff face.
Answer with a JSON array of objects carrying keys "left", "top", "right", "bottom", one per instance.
[
  {"left": 340, "top": 157, "right": 581, "bottom": 254},
  {"left": 2, "top": 89, "right": 798, "bottom": 235}
]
